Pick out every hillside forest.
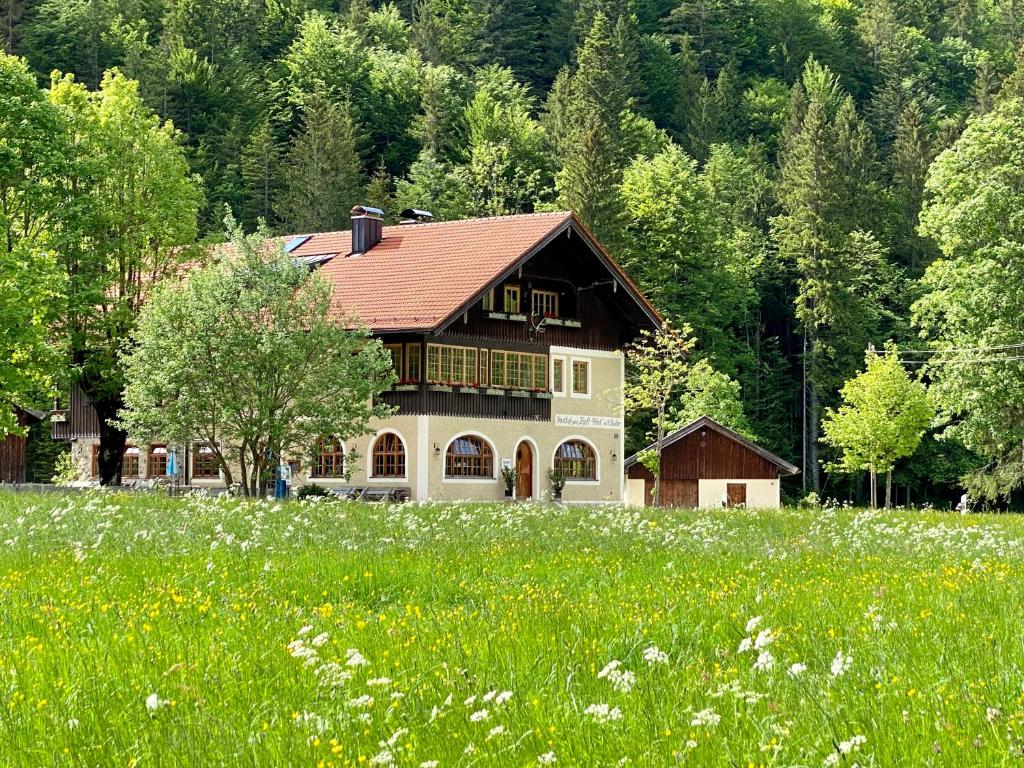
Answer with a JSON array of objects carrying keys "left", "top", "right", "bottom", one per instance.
[{"left": 6, "top": 0, "right": 1024, "bottom": 503}]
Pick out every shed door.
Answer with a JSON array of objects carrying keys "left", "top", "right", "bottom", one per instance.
[
  {"left": 661, "top": 480, "right": 699, "bottom": 508},
  {"left": 726, "top": 483, "right": 747, "bottom": 507}
]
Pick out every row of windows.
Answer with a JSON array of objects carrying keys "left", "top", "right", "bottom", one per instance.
[
  {"left": 94, "top": 434, "right": 598, "bottom": 482},
  {"left": 385, "top": 343, "right": 591, "bottom": 395},
  {"left": 90, "top": 444, "right": 219, "bottom": 479},
  {"left": 308, "top": 433, "right": 598, "bottom": 481},
  {"left": 482, "top": 284, "right": 560, "bottom": 317}
]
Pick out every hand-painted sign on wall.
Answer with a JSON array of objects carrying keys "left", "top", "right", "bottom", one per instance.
[{"left": 554, "top": 414, "right": 623, "bottom": 430}]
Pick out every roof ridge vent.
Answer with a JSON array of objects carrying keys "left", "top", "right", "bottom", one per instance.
[{"left": 399, "top": 208, "right": 434, "bottom": 225}]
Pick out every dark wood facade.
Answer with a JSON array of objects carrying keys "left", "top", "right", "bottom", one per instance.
[{"left": 0, "top": 409, "right": 41, "bottom": 483}]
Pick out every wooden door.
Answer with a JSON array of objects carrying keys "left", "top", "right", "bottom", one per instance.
[
  {"left": 726, "top": 483, "right": 747, "bottom": 507},
  {"left": 515, "top": 441, "right": 533, "bottom": 499},
  {"left": 660, "top": 480, "right": 699, "bottom": 508}
]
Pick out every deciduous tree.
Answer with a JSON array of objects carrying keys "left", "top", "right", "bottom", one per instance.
[{"left": 120, "top": 215, "right": 397, "bottom": 497}]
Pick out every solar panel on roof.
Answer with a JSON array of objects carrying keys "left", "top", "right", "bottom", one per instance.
[{"left": 283, "top": 235, "right": 312, "bottom": 253}]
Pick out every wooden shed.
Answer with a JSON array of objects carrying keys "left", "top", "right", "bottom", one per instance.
[
  {"left": 623, "top": 417, "right": 799, "bottom": 508},
  {"left": 0, "top": 408, "right": 45, "bottom": 484}
]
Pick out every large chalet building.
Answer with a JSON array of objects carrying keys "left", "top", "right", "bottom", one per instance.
[{"left": 55, "top": 208, "right": 661, "bottom": 503}]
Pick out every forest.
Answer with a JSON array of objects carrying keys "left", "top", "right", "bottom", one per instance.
[{"left": 4, "top": 0, "right": 1024, "bottom": 504}]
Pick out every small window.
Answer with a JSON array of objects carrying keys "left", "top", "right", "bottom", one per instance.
[
  {"left": 312, "top": 437, "right": 345, "bottom": 478},
  {"left": 554, "top": 440, "right": 597, "bottom": 480},
  {"left": 572, "top": 360, "right": 590, "bottom": 395},
  {"left": 482, "top": 289, "right": 494, "bottom": 311},
  {"left": 445, "top": 435, "right": 494, "bottom": 478},
  {"left": 192, "top": 445, "right": 219, "bottom": 479},
  {"left": 122, "top": 446, "right": 140, "bottom": 479},
  {"left": 503, "top": 285, "right": 520, "bottom": 314},
  {"left": 148, "top": 444, "right": 168, "bottom": 477},
  {"left": 552, "top": 358, "right": 564, "bottom": 394},
  {"left": 531, "top": 289, "right": 559, "bottom": 318},
  {"left": 372, "top": 433, "right": 406, "bottom": 478},
  {"left": 384, "top": 344, "right": 403, "bottom": 378},
  {"left": 405, "top": 344, "right": 421, "bottom": 383},
  {"left": 479, "top": 349, "right": 489, "bottom": 386}
]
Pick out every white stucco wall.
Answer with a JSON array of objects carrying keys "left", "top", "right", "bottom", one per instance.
[{"left": 697, "top": 479, "right": 780, "bottom": 509}]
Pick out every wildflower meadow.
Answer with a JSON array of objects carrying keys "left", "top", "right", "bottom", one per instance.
[{"left": 1, "top": 492, "right": 1023, "bottom": 766}]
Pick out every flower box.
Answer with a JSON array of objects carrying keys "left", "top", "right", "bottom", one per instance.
[
  {"left": 508, "top": 313, "right": 527, "bottom": 322},
  {"left": 428, "top": 384, "right": 453, "bottom": 393},
  {"left": 563, "top": 319, "right": 582, "bottom": 328},
  {"left": 456, "top": 386, "right": 480, "bottom": 394},
  {"left": 509, "top": 389, "right": 530, "bottom": 398},
  {"left": 392, "top": 384, "right": 419, "bottom": 392},
  {"left": 543, "top": 317, "right": 564, "bottom": 326},
  {"left": 487, "top": 312, "right": 508, "bottom": 320},
  {"left": 533, "top": 391, "right": 553, "bottom": 400},
  {"left": 484, "top": 388, "right": 505, "bottom": 396}
]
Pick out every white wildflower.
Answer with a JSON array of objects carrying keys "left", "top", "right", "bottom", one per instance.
[
  {"left": 831, "top": 651, "right": 852, "bottom": 677},
  {"left": 754, "top": 650, "right": 775, "bottom": 672},
  {"left": 487, "top": 725, "right": 506, "bottom": 739},
  {"left": 838, "top": 735, "right": 867, "bottom": 754},
  {"left": 420, "top": 762, "right": 439, "bottom": 768},
  {"left": 347, "top": 694, "right": 374, "bottom": 709},
  {"left": 367, "top": 677, "right": 392, "bottom": 687},
  {"left": 345, "top": 648, "right": 369, "bottom": 667},
  {"left": 470, "top": 708, "right": 489, "bottom": 722},
  {"left": 584, "top": 703, "right": 624, "bottom": 724},
  {"left": 754, "top": 629, "right": 775, "bottom": 649},
  {"left": 495, "top": 690, "right": 513, "bottom": 705},
  {"left": 464, "top": 695, "right": 478, "bottom": 706},
  {"left": 642, "top": 646, "right": 669, "bottom": 665},
  {"left": 737, "top": 637, "right": 753, "bottom": 653},
  {"left": 145, "top": 693, "right": 166, "bottom": 712},
  {"left": 787, "top": 663, "right": 807, "bottom": 678},
  {"left": 369, "top": 750, "right": 394, "bottom": 765},
  {"left": 987, "top": 707, "right": 1001, "bottom": 722},
  {"left": 685, "top": 739, "right": 698, "bottom": 749},
  {"left": 66, "top": 718, "right": 80, "bottom": 730},
  {"left": 538, "top": 751, "right": 557, "bottom": 765},
  {"left": 690, "top": 708, "right": 721, "bottom": 727},
  {"left": 297, "top": 625, "right": 313, "bottom": 636},
  {"left": 745, "top": 616, "right": 763, "bottom": 633},
  {"left": 311, "top": 632, "right": 330, "bottom": 647}
]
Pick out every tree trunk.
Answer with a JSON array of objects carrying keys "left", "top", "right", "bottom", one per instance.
[
  {"left": 869, "top": 469, "right": 876, "bottom": 508},
  {"left": 92, "top": 395, "right": 127, "bottom": 486},
  {"left": 885, "top": 470, "right": 892, "bottom": 508},
  {"left": 653, "top": 403, "right": 664, "bottom": 507},
  {"left": 807, "top": 377, "right": 820, "bottom": 494}
]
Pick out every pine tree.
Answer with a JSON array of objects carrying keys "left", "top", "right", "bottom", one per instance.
[
  {"left": 240, "top": 115, "right": 282, "bottom": 228},
  {"left": 970, "top": 51, "right": 999, "bottom": 115},
  {"left": 890, "top": 99, "right": 936, "bottom": 275},
  {"left": 278, "top": 99, "right": 366, "bottom": 233}
]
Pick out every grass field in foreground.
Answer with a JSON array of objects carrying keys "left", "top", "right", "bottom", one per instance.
[{"left": 1, "top": 494, "right": 1023, "bottom": 767}]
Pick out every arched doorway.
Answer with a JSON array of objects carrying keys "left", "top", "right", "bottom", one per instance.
[{"left": 515, "top": 441, "right": 533, "bottom": 499}]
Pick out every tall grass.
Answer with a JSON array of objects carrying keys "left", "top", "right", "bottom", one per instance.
[{"left": 0, "top": 491, "right": 1022, "bottom": 766}]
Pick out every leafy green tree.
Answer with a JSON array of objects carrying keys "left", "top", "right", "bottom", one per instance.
[
  {"left": 278, "top": 98, "right": 366, "bottom": 233},
  {"left": 624, "top": 322, "right": 697, "bottom": 507},
  {"left": 915, "top": 97, "right": 1024, "bottom": 500},
  {"left": 49, "top": 69, "right": 203, "bottom": 484},
  {"left": 394, "top": 149, "right": 472, "bottom": 220},
  {"left": 822, "top": 349, "right": 934, "bottom": 508},
  {"left": 282, "top": 12, "right": 370, "bottom": 113},
  {"left": 120, "top": 215, "right": 396, "bottom": 497},
  {"left": 0, "top": 53, "right": 66, "bottom": 435},
  {"left": 670, "top": 360, "right": 753, "bottom": 437}
]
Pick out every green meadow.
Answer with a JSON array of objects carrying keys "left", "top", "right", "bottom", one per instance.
[{"left": 0, "top": 491, "right": 1022, "bottom": 767}]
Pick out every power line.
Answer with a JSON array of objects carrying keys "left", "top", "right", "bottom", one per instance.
[
  {"left": 899, "top": 354, "right": 1024, "bottom": 366},
  {"left": 895, "top": 342, "right": 1024, "bottom": 357}
]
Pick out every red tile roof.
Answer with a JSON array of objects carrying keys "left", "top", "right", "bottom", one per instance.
[
  {"left": 278, "top": 211, "right": 658, "bottom": 332},
  {"left": 219, "top": 211, "right": 656, "bottom": 333}
]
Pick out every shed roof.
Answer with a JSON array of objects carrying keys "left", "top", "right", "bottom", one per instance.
[{"left": 623, "top": 416, "right": 799, "bottom": 476}]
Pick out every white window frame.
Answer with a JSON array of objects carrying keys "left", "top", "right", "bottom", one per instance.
[
  {"left": 569, "top": 357, "right": 592, "bottom": 399},
  {"left": 551, "top": 355, "right": 566, "bottom": 397}
]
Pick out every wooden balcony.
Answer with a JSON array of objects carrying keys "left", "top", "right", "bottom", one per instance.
[{"left": 378, "top": 384, "right": 551, "bottom": 421}]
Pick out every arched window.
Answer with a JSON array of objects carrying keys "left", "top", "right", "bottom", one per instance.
[
  {"left": 446, "top": 435, "right": 493, "bottom": 478},
  {"left": 554, "top": 440, "right": 597, "bottom": 480},
  {"left": 372, "top": 433, "right": 406, "bottom": 478},
  {"left": 312, "top": 437, "right": 344, "bottom": 478}
]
